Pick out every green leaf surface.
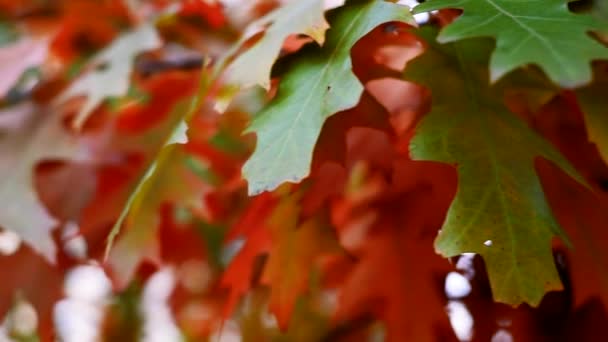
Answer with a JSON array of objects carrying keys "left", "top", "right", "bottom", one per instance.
[
  {"left": 577, "top": 64, "right": 608, "bottom": 164},
  {"left": 414, "top": 0, "right": 608, "bottom": 87},
  {"left": 405, "top": 28, "right": 583, "bottom": 306},
  {"left": 242, "top": 0, "right": 414, "bottom": 195},
  {"left": 216, "top": 0, "right": 328, "bottom": 111}
]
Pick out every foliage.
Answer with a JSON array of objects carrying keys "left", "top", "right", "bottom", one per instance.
[
  {"left": 405, "top": 28, "right": 583, "bottom": 306},
  {"left": 57, "top": 23, "right": 161, "bottom": 129},
  {"left": 242, "top": 0, "right": 414, "bottom": 195},
  {"left": 0, "top": 0, "right": 607, "bottom": 341},
  {"left": 216, "top": 0, "right": 328, "bottom": 109},
  {"left": 0, "top": 103, "right": 83, "bottom": 262},
  {"left": 414, "top": 0, "right": 608, "bottom": 87}
]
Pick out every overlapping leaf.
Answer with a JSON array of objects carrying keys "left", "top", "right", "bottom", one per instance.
[
  {"left": 104, "top": 68, "right": 248, "bottom": 287},
  {"left": 0, "top": 247, "right": 65, "bottom": 341},
  {"left": 260, "top": 193, "right": 341, "bottom": 329},
  {"left": 102, "top": 93, "right": 199, "bottom": 277},
  {"left": 106, "top": 141, "right": 212, "bottom": 287},
  {"left": 50, "top": 0, "right": 131, "bottom": 62},
  {"left": 220, "top": 193, "right": 275, "bottom": 318},
  {"left": 77, "top": 72, "right": 199, "bottom": 251},
  {"left": 221, "top": 191, "right": 340, "bottom": 329},
  {"left": 238, "top": 291, "right": 330, "bottom": 342},
  {"left": 217, "top": 0, "right": 328, "bottom": 110},
  {"left": 587, "top": 0, "right": 608, "bottom": 35},
  {"left": 0, "top": 103, "right": 85, "bottom": 262},
  {"left": 539, "top": 161, "right": 608, "bottom": 310},
  {"left": 0, "top": 20, "right": 17, "bottom": 46},
  {"left": 57, "top": 24, "right": 161, "bottom": 129},
  {"left": 414, "top": 0, "right": 608, "bottom": 87},
  {"left": 242, "top": 0, "right": 414, "bottom": 195},
  {"left": 105, "top": 66, "right": 203, "bottom": 270},
  {"left": 336, "top": 221, "right": 455, "bottom": 342},
  {"left": 405, "top": 29, "right": 584, "bottom": 306}
]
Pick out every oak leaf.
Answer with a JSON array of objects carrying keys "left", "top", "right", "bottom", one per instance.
[
  {"left": 242, "top": 0, "right": 414, "bottom": 195},
  {"left": 78, "top": 72, "right": 200, "bottom": 259},
  {"left": 405, "top": 28, "right": 583, "bottom": 306},
  {"left": 330, "top": 128, "right": 458, "bottom": 342},
  {"left": 0, "top": 103, "right": 85, "bottom": 262},
  {"left": 57, "top": 24, "right": 161, "bottom": 129},
  {"left": 220, "top": 193, "right": 277, "bottom": 318},
  {"left": 0, "top": 38, "right": 48, "bottom": 97},
  {"left": 414, "top": 0, "right": 608, "bottom": 87},
  {"left": 0, "top": 247, "right": 66, "bottom": 342}
]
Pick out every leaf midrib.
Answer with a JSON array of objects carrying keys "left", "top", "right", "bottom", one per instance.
[
  {"left": 452, "top": 42, "right": 525, "bottom": 293},
  {"left": 483, "top": 0, "right": 573, "bottom": 78}
]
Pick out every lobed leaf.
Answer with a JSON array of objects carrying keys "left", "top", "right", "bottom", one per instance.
[
  {"left": 106, "top": 142, "right": 211, "bottom": 287},
  {"left": 216, "top": 0, "right": 328, "bottom": 111},
  {"left": 220, "top": 194, "right": 275, "bottom": 318},
  {"left": 0, "top": 38, "right": 48, "bottom": 98},
  {"left": 242, "top": 0, "right": 414, "bottom": 195},
  {"left": 405, "top": 28, "right": 584, "bottom": 306},
  {"left": 414, "top": 0, "right": 608, "bottom": 87},
  {"left": 57, "top": 24, "right": 161, "bottom": 129},
  {"left": 0, "top": 103, "right": 85, "bottom": 262}
]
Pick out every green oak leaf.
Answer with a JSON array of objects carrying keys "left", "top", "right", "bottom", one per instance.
[
  {"left": 242, "top": 0, "right": 414, "bottom": 195},
  {"left": 414, "top": 0, "right": 608, "bottom": 87},
  {"left": 405, "top": 28, "right": 584, "bottom": 306},
  {"left": 577, "top": 64, "right": 608, "bottom": 164}
]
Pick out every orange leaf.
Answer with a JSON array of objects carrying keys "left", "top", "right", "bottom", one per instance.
[
  {"left": 328, "top": 128, "right": 458, "bottom": 341},
  {"left": 260, "top": 193, "right": 342, "bottom": 329}
]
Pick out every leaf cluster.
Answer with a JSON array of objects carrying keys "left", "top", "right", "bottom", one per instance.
[{"left": 0, "top": 0, "right": 607, "bottom": 340}]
